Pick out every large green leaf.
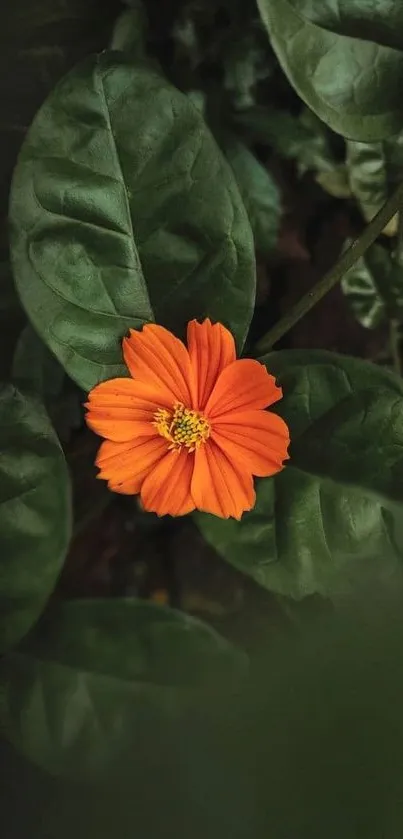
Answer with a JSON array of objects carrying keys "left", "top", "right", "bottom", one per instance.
[
  {"left": 195, "top": 351, "right": 403, "bottom": 599},
  {"left": 286, "top": 1, "right": 403, "bottom": 51},
  {"left": 0, "top": 385, "right": 71, "bottom": 653},
  {"left": 10, "top": 53, "right": 255, "bottom": 391},
  {"left": 0, "top": 598, "right": 246, "bottom": 778},
  {"left": 257, "top": 0, "right": 403, "bottom": 140}
]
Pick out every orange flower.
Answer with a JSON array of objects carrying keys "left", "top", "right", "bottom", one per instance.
[{"left": 85, "top": 319, "right": 290, "bottom": 519}]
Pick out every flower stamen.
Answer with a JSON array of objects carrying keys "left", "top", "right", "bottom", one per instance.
[{"left": 153, "top": 402, "right": 210, "bottom": 452}]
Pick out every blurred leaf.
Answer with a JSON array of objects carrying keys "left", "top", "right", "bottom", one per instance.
[
  {"left": 224, "top": 139, "right": 281, "bottom": 255},
  {"left": 195, "top": 351, "right": 403, "bottom": 599},
  {"left": 234, "top": 106, "right": 339, "bottom": 175},
  {"left": 0, "top": 385, "right": 71, "bottom": 653},
  {"left": 286, "top": 0, "right": 403, "bottom": 51},
  {"left": 0, "top": 598, "right": 246, "bottom": 778},
  {"left": 346, "top": 134, "right": 403, "bottom": 235},
  {"left": 12, "top": 324, "right": 64, "bottom": 402},
  {"left": 10, "top": 53, "right": 255, "bottom": 391},
  {"left": 257, "top": 0, "right": 403, "bottom": 140},
  {"left": 172, "top": 8, "right": 200, "bottom": 69},
  {"left": 315, "top": 165, "right": 351, "bottom": 198},
  {"left": 222, "top": 29, "right": 273, "bottom": 111},
  {"left": 7, "top": 597, "right": 403, "bottom": 838},
  {"left": 346, "top": 140, "right": 389, "bottom": 224},
  {"left": 341, "top": 241, "right": 388, "bottom": 328},
  {"left": 12, "top": 324, "right": 83, "bottom": 441},
  {"left": 342, "top": 237, "right": 403, "bottom": 326},
  {"left": 109, "top": 4, "right": 147, "bottom": 56}
]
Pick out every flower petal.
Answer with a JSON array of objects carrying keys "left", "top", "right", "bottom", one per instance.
[
  {"left": 212, "top": 409, "right": 290, "bottom": 477},
  {"left": 141, "top": 448, "right": 195, "bottom": 516},
  {"left": 187, "top": 319, "right": 236, "bottom": 410},
  {"left": 205, "top": 359, "right": 282, "bottom": 418},
  {"left": 123, "top": 324, "right": 195, "bottom": 406},
  {"left": 96, "top": 436, "right": 168, "bottom": 494},
  {"left": 87, "top": 376, "right": 177, "bottom": 413},
  {"left": 191, "top": 440, "right": 255, "bottom": 520},
  {"left": 85, "top": 377, "right": 162, "bottom": 441}
]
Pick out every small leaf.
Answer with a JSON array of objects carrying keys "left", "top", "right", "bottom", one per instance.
[
  {"left": 109, "top": 4, "right": 147, "bottom": 57},
  {"left": 0, "top": 598, "right": 246, "bottom": 778},
  {"left": 341, "top": 241, "right": 388, "bottom": 328},
  {"left": 195, "top": 351, "right": 403, "bottom": 599},
  {"left": 10, "top": 53, "right": 255, "bottom": 391},
  {"left": 222, "top": 29, "right": 272, "bottom": 110},
  {"left": 346, "top": 134, "right": 403, "bottom": 235},
  {"left": 315, "top": 165, "right": 351, "bottom": 199},
  {"left": 342, "top": 239, "right": 403, "bottom": 325},
  {"left": 257, "top": 0, "right": 403, "bottom": 140},
  {"left": 346, "top": 140, "right": 389, "bottom": 224},
  {"left": 234, "top": 106, "right": 338, "bottom": 175},
  {"left": 224, "top": 139, "right": 281, "bottom": 255},
  {"left": 0, "top": 385, "right": 71, "bottom": 653}
]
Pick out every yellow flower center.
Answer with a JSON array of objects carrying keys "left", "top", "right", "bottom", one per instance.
[{"left": 153, "top": 402, "right": 210, "bottom": 452}]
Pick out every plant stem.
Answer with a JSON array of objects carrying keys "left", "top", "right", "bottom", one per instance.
[{"left": 255, "top": 181, "right": 403, "bottom": 355}]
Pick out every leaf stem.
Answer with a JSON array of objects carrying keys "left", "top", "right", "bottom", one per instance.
[{"left": 255, "top": 181, "right": 403, "bottom": 355}]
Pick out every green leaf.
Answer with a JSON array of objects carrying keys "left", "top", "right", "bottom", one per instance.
[
  {"left": 222, "top": 27, "right": 273, "bottom": 111},
  {"left": 342, "top": 239, "right": 403, "bottom": 326},
  {"left": 12, "top": 324, "right": 65, "bottom": 403},
  {"left": 195, "top": 351, "right": 403, "bottom": 599},
  {"left": 286, "top": 0, "right": 403, "bottom": 51},
  {"left": 109, "top": 5, "right": 147, "bottom": 57},
  {"left": 315, "top": 165, "right": 351, "bottom": 199},
  {"left": 346, "top": 135, "right": 403, "bottom": 234},
  {"left": 224, "top": 139, "right": 281, "bottom": 255},
  {"left": 0, "top": 385, "right": 71, "bottom": 653},
  {"left": 10, "top": 53, "right": 255, "bottom": 391},
  {"left": 234, "top": 106, "right": 336, "bottom": 174},
  {"left": 0, "top": 598, "right": 246, "bottom": 778},
  {"left": 341, "top": 241, "right": 388, "bottom": 328},
  {"left": 257, "top": 0, "right": 403, "bottom": 140},
  {"left": 12, "top": 325, "right": 82, "bottom": 441}
]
